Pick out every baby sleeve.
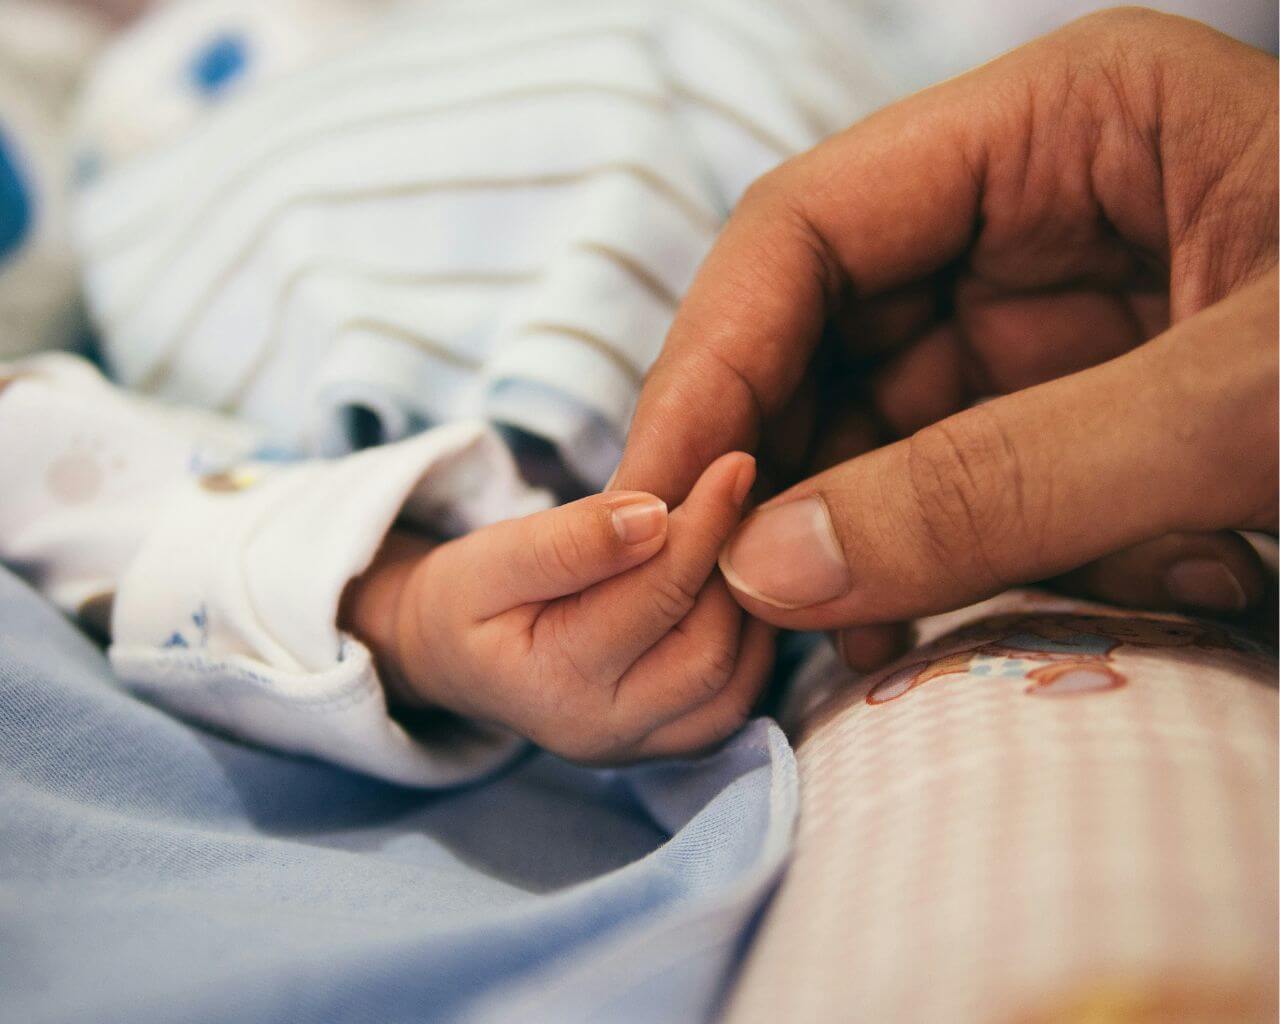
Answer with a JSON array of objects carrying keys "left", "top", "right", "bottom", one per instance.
[{"left": 0, "top": 353, "right": 548, "bottom": 786}]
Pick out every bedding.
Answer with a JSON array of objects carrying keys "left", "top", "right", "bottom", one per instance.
[
  {"left": 729, "top": 592, "right": 1279, "bottom": 1023},
  {"left": 0, "top": 564, "right": 797, "bottom": 1023}
]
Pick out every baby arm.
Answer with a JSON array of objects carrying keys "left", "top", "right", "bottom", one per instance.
[{"left": 341, "top": 453, "right": 774, "bottom": 763}]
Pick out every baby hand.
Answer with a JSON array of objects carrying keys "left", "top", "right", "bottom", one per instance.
[{"left": 341, "top": 453, "right": 773, "bottom": 764}]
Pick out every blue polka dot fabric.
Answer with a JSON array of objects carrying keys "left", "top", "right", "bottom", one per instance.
[
  {"left": 0, "top": 126, "right": 32, "bottom": 266},
  {"left": 188, "top": 31, "right": 250, "bottom": 97}
]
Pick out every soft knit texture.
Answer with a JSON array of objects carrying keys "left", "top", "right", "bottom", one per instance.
[
  {"left": 0, "top": 355, "right": 550, "bottom": 784},
  {"left": 0, "top": 566, "right": 800, "bottom": 1023},
  {"left": 70, "top": 0, "right": 889, "bottom": 480},
  {"left": 0, "top": 0, "right": 887, "bottom": 782}
]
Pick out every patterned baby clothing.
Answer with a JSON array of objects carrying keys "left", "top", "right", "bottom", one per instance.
[{"left": 0, "top": 0, "right": 890, "bottom": 782}]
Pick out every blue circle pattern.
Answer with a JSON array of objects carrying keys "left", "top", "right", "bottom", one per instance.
[
  {"left": 0, "top": 126, "right": 32, "bottom": 267},
  {"left": 971, "top": 657, "right": 1032, "bottom": 679},
  {"left": 189, "top": 31, "right": 250, "bottom": 97}
]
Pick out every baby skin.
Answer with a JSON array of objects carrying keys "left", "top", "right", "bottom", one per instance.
[{"left": 340, "top": 452, "right": 773, "bottom": 764}]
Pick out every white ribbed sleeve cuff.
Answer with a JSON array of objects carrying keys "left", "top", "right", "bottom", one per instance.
[{"left": 109, "top": 422, "right": 551, "bottom": 787}]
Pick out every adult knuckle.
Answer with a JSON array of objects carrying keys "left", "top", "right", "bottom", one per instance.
[
  {"left": 747, "top": 167, "right": 842, "bottom": 298},
  {"left": 1068, "top": 6, "right": 1171, "bottom": 45},
  {"left": 1074, "top": 6, "right": 1232, "bottom": 95},
  {"left": 687, "top": 344, "right": 767, "bottom": 432},
  {"left": 1054, "top": 8, "right": 1177, "bottom": 94},
  {"left": 1077, "top": 6, "right": 1159, "bottom": 30},
  {"left": 738, "top": 165, "right": 790, "bottom": 212},
  {"left": 904, "top": 423, "right": 983, "bottom": 565},
  {"left": 905, "top": 410, "right": 1033, "bottom": 589}
]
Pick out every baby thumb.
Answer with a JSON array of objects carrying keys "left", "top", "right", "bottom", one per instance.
[{"left": 441, "top": 490, "right": 671, "bottom": 620}]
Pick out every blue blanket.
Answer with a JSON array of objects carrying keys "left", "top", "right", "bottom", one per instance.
[{"left": 0, "top": 568, "right": 796, "bottom": 1023}]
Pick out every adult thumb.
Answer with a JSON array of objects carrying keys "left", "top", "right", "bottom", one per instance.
[{"left": 717, "top": 275, "right": 1278, "bottom": 629}]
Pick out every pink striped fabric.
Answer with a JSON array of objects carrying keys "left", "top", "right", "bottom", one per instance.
[{"left": 729, "top": 593, "right": 1277, "bottom": 1024}]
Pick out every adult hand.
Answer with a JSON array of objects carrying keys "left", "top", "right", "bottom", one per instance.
[{"left": 612, "top": 9, "right": 1277, "bottom": 668}]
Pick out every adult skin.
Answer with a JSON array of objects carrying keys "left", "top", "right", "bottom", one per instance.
[{"left": 612, "top": 8, "right": 1278, "bottom": 669}]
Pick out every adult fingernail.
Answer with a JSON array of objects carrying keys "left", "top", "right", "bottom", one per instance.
[
  {"left": 720, "top": 495, "right": 850, "bottom": 608},
  {"left": 611, "top": 497, "right": 667, "bottom": 544},
  {"left": 1164, "top": 559, "right": 1248, "bottom": 613}
]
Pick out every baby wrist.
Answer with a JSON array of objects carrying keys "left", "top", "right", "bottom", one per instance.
[{"left": 340, "top": 529, "right": 440, "bottom": 709}]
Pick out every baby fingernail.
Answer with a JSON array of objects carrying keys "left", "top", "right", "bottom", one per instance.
[
  {"left": 731, "top": 455, "right": 756, "bottom": 506},
  {"left": 612, "top": 498, "right": 667, "bottom": 544},
  {"left": 720, "top": 495, "right": 850, "bottom": 608},
  {"left": 1164, "top": 559, "right": 1248, "bottom": 613}
]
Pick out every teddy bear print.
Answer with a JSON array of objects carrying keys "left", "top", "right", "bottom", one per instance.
[
  {"left": 865, "top": 613, "right": 1237, "bottom": 706},
  {"left": 45, "top": 435, "right": 128, "bottom": 506}
]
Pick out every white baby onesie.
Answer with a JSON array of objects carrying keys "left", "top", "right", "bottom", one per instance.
[
  {"left": 0, "top": 0, "right": 891, "bottom": 784},
  {"left": 0, "top": 355, "right": 550, "bottom": 785},
  {"left": 69, "top": 0, "right": 890, "bottom": 481}
]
